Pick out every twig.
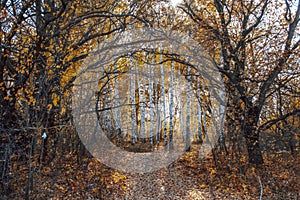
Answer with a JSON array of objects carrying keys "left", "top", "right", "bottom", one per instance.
[{"left": 257, "top": 175, "right": 263, "bottom": 200}]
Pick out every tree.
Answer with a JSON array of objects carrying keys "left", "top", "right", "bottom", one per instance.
[
  {"left": 0, "top": 0, "right": 137, "bottom": 129},
  {"left": 179, "top": 0, "right": 300, "bottom": 164},
  {"left": 0, "top": 0, "right": 140, "bottom": 196}
]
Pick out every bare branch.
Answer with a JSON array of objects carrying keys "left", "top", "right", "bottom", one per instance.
[{"left": 259, "top": 109, "right": 300, "bottom": 131}]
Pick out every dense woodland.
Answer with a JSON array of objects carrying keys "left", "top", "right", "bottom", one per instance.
[{"left": 0, "top": 0, "right": 299, "bottom": 199}]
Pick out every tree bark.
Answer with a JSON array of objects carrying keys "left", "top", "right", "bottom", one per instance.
[{"left": 244, "top": 121, "right": 264, "bottom": 165}]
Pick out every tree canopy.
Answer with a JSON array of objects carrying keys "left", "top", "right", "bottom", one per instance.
[{"left": 0, "top": 0, "right": 299, "bottom": 199}]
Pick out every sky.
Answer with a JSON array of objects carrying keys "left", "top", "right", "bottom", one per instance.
[{"left": 170, "top": 0, "right": 182, "bottom": 7}]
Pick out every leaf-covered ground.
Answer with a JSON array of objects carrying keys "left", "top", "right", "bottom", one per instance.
[{"left": 4, "top": 146, "right": 299, "bottom": 199}]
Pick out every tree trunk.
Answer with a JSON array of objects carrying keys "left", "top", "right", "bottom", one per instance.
[
  {"left": 244, "top": 124, "right": 264, "bottom": 164},
  {"left": 185, "top": 66, "right": 191, "bottom": 152}
]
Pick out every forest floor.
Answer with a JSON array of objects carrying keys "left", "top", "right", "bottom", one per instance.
[{"left": 3, "top": 145, "right": 300, "bottom": 199}]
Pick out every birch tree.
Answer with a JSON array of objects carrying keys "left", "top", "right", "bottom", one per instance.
[
  {"left": 169, "top": 61, "right": 175, "bottom": 150},
  {"left": 113, "top": 57, "right": 122, "bottom": 140},
  {"left": 196, "top": 78, "right": 203, "bottom": 144},
  {"left": 0, "top": 0, "right": 141, "bottom": 196},
  {"left": 148, "top": 55, "right": 155, "bottom": 147},
  {"left": 130, "top": 58, "right": 137, "bottom": 144},
  {"left": 136, "top": 57, "right": 146, "bottom": 143},
  {"left": 185, "top": 65, "right": 191, "bottom": 152},
  {"left": 160, "top": 44, "right": 168, "bottom": 149}
]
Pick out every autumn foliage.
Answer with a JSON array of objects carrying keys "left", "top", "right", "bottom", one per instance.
[{"left": 0, "top": 0, "right": 299, "bottom": 199}]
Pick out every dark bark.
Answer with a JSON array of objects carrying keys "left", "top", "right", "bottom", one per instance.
[
  {"left": 244, "top": 131, "right": 264, "bottom": 164},
  {"left": 244, "top": 109, "right": 264, "bottom": 164}
]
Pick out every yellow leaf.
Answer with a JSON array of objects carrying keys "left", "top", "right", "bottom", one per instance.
[
  {"left": 242, "top": 183, "right": 247, "bottom": 190},
  {"left": 121, "top": 185, "right": 127, "bottom": 191},
  {"left": 52, "top": 93, "right": 60, "bottom": 107},
  {"left": 112, "top": 172, "right": 126, "bottom": 183},
  {"left": 60, "top": 107, "right": 66, "bottom": 115},
  {"left": 47, "top": 104, "right": 53, "bottom": 110},
  {"left": 54, "top": 183, "right": 67, "bottom": 193},
  {"left": 210, "top": 168, "right": 216, "bottom": 175}
]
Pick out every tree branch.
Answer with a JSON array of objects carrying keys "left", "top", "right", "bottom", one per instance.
[{"left": 259, "top": 109, "right": 300, "bottom": 131}]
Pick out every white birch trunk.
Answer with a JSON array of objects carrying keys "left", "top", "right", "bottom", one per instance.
[
  {"left": 194, "top": 102, "right": 198, "bottom": 141},
  {"left": 130, "top": 58, "right": 137, "bottom": 144},
  {"left": 179, "top": 85, "right": 184, "bottom": 141},
  {"left": 186, "top": 66, "right": 191, "bottom": 151},
  {"left": 219, "top": 88, "right": 225, "bottom": 142},
  {"left": 100, "top": 65, "right": 112, "bottom": 138},
  {"left": 149, "top": 56, "right": 154, "bottom": 147},
  {"left": 114, "top": 58, "right": 122, "bottom": 139},
  {"left": 201, "top": 84, "right": 207, "bottom": 141},
  {"left": 169, "top": 61, "right": 174, "bottom": 149},
  {"left": 197, "top": 78, "right": 203, "bottom": 143},
  {"left": 218, "top": 53, "right": 226, "bottom": 151},
  {"left": 136, "top": 60, "right": 146, "bottom": 143},
  {"left": 160, "top": 42, "right": 168, "bottom": 149},
  {"left": 155, "top": 90, "right": 161, "bottom": 143}
]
